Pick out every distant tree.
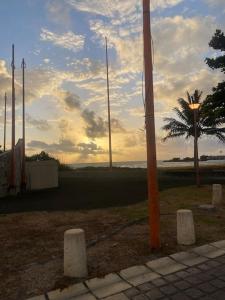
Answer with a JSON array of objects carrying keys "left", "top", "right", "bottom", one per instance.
[
  {"left": 26, "top": 151, "right": 59, "bottom": 162},
  {"left": 204, "top": 30, "right": 225, "bottom": 124},
  {"left": 25, "top": 151, "right": 72, "bottom": 171},
  {"left": 162, "top": 90, "right": 225, "bottom": 164}
]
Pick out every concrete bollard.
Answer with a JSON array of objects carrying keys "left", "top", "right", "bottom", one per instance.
[
  {"left": 64, "top": 229, "right": 88, "bottom": 278},
  {"left": 177, "top": 209, "right": 196, "bottom": 245},
  {"left": 212, "top": 184, "right": 223, "bottom": 207}
]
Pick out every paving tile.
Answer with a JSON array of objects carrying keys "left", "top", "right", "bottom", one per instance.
[
  {"left": 198, "top": 282, "right": 217, "bottom": 293},
  {"left": 215, "top": 256, "right": 225, "bottom": 264},
  {"left": 186, "top": 275, "right": 203, "bottom": 285},
  {"left": 133, "top": 295, "right": 149, "bottom": 300},
  {"left": 170, "top": 293, "right": 191, "bottom": 300},
  {"left": 186, "top": 267, "right": 201, "bottom": 275},
  {"left": 170, "top": 251, "right": 208, "bottom": 266},
  {"left": 175, "top": 271, "right": 189, "bottom": 279},
  {"left": 137, "top": 282, "right": 154, "bottom": 292},
  {"left": 70, "top": 293, "right": 96, "bottom": 300},
  {"left": 174, "top": 280, "right": 191, "bottom": 290},
  {"left": 146, "top": 257, "right": 186, "bottom": 276},
  {"left": 164, "top": 274, "right": 179, "bottom": 282},
  {"left": 120, "top": 265, "right": 160, "bottom": 286},
  {"left": 205, "top": 260, "right": 220, "bottom": 268},
  {"left": 48, "top": 282, "right": 88, "bottom": 300},
  {"left": 104, "top": 292, "right": 129, "bottom": 300},
  {"left": 145, "top": 288, "right": 164, "bottom": 299},
  {"left": 210, "top": 240, "right": 225, "bottom": 250},
  {"left": 124, "top": 287, "right": 140, "bottom": 297},
  {"left": 192, "top": 244, "right": 225, "bottom": 259},
  {"left": 85, "top": 273, "right": 131, "bottom": 299},
  {"left": 210, "top": 278, "right": 225, "bottom": 288},
  {"left": 152, "top": 278, "right": 167, "bottom": 287},
  {"left": 160, "top": 284, "right": 177, "bottom": 295},
  {"left": 26, "top": 296, "right": 46, "bottom": 300},
  {"left": 198, "top": 263, "right": 212, "bottom": 271},
  {"left": 211, "top": 290, "right": 225, "bottom": 300},
  {"left": 184, "top": 287, "right": 204, "bottom": 299}
]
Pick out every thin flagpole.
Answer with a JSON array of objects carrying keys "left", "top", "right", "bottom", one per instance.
[
  {"left": 10, "top": 44, "right": 16, "bottom": 188},
  {"left": 21, "top": 58, "right": 26, "bottom": 189},
  {"left": 143, "top": 0, "right": 160, "bottom": 249},
  {"left": 105, "top": 37, "right": 112, "bottom": 170},
  {"left": 4, "top": 92, "right": 7, "bottom": 152}
]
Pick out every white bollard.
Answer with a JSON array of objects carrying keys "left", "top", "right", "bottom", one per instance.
[
  {"left": 177, "top": 209, "right": 196, "bottom": 245},
  {"left": 212, "top": 184, "right": 223, "bottom": 207},
  {"left": 64, "top": 229, "right": 88, "bottom": 278}
]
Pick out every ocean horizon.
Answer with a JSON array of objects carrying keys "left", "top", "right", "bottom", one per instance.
[{"left": 69, "top": 159, "right": 225, "bottom": 169}]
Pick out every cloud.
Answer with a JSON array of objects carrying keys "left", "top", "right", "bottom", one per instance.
[
  {"left": 43, "top": 58, "right": 50, "bottom": 64},
  {"left": 58, "top": 119, "right": 70, "bottom": 132},
  {"left": 81, "top": 109, "right": 107, "bottom": 138},
  {"left": 46, "top": 0, "right": 72, "bottom": 27},
  {"left": 56, "top": 90, "right": 126, "bottom": 139},
  {"left": 27, "top": 139, "right": 106, "bottom": 157},
  {"left": 40, "top": 28, "right": 85, "bottom": 52},
  {"left": 81, "top": 108, "right": 125, "bottom": 139},
  {"left": 26, "top": 114, "right": 51, "bottom": 131},
  {"left": 0, "top": 60, "right": 13, "bottom": 97},
  {"left": 63, "top": 91, "right": 81, "bottom": 110},
  {"left": 204, "top": 0, "right": 225, "bottom": 8},
  {"left": 27, "top": 139, "right": 76, "bottom": 153},
  {"left": 66, "top": 0, "right": 183, "bottom": 19}
]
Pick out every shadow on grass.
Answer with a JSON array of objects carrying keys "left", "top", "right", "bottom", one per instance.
[{"left": 0, "top": 168, "right": 224, "bottom": 214}]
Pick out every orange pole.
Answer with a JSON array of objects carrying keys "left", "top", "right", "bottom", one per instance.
[
  {"left": 10, "top": 44, "right": 16, "bottom": 188},
  {"left": 143, "top": 0, "right": 160, "bottom": 249}
]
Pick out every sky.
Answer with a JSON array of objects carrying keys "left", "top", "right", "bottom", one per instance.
[{"left": 0, "top": 0, "right": 225, "bottom": 164}]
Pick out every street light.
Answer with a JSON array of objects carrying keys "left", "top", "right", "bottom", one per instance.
[{"left": 189, "top": 99, "right": 201, "bottom": 187}]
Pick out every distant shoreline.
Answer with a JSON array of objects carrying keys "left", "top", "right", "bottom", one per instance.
[{"left": 69, "top": 159, "right": 225, "bottom": 170}]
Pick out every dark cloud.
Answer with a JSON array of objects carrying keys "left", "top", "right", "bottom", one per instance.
[
  {"left": 62, "top": 91, "right": 126, "bottom": 138},
  {"left": 81, "top": 109, "right": 107, "bottom": 138},
  {"left": 64, "top": 92, "right": 81, "bottom": 110},
  {"left": 26, "top": 114, "right": 51, "bottom": 131},
  {"left": 81, "top": 108, "right": 125, "bottom": 139},
  {"left": 27, "top": 139, "right": 106, "bottom": 157}
]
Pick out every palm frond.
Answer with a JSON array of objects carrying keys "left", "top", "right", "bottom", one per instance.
[
  {"left": 162, "top": 132, "right": 186, "bottom": 142},
  {"left": 173, "top": 107, "right": 189, "bottom": 124}
]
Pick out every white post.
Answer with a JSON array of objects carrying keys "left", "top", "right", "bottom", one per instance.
[
  {"left": 177, "top": 209, "right": 196, "bottom": 245},
  {"left": 64, "top": 229, "right": 88, "bottom": 278},
  {"left": 212, "top": 184, "right": 223, "bottom": 207}
]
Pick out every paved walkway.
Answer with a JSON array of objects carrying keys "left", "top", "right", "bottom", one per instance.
[{"left": 29, "top": 241, "right": 225, "bottom": 300}]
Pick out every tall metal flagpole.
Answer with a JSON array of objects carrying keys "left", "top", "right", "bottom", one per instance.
[
  {"left": 4, "top": 92, "right": 7, "bottom": 152},
  {"left": 21, "top": 58, "right": 26, "bottom": 189},
  {"left": 143, "top": 0, "right": 160, "bottom": 249},
  {"left": 105, "top": 37, "right": 113, "bottom": 170},
  {"left": 10, "top": 44, "right": 16, "bottom": 189}
]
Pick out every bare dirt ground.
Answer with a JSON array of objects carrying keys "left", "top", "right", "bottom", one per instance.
[{"left": 1, "top": 185, "right": 225, "bottom": 300}]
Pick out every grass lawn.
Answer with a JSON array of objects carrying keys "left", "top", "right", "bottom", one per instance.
[
  {"left": 0, "top": 166, "right": 225, "bottom": 213},
  {"left": 0, "top": 178, "right": 225, "bottom": 300}
]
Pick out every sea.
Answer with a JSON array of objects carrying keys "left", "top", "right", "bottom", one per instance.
[{"left": 70, "top": 160, "right": 225, "bottom": 170}]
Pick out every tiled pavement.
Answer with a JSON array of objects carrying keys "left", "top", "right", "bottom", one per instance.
[{"left": 28, "top": 240, "right": 225, "bottom": 300}]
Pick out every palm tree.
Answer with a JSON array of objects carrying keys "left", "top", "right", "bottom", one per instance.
[{"left": 162, "top": 90, "right": 225, "bottom": 173}]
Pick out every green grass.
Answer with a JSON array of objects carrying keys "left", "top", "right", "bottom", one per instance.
[{"left": 0, "top": 166, "right": 224, "bottom": 214}]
